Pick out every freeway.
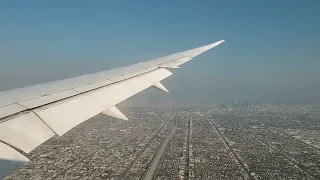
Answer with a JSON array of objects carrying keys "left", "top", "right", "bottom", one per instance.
[{"left": 141, "top": 118, "right": 177, "bottom": 180}]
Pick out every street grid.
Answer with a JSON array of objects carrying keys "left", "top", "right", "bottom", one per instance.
[{"left": 4, "top": 104, "right": 320, "bottom": 180}]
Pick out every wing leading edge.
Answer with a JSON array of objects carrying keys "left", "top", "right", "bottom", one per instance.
[{"left": 0, "top": 40, "right": 224, "bottom": 162}]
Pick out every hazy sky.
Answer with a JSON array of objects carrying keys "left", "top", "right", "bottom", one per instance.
[{"left": 1, "top": 0, "right": 320, "bottom": 104}]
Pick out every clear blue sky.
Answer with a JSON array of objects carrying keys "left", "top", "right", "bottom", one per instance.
[{"left": 1, "top": 0, "right": 320, "bottom": 104}]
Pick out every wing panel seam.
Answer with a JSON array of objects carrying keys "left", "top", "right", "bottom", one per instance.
[{"left": 31, "top": 111, "right": 58, "bottom": 136}]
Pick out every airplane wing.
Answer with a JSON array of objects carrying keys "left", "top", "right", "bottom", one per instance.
[{"left": 0, "top": 40, "right": 224, "bottom": 162}]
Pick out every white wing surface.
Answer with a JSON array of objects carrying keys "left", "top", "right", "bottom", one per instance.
[{"left": 0, "top": 40, "right": 224, "bottom": 162}]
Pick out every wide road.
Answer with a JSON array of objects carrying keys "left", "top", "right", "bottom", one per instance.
[{"left": 141, "top": 118, "right": 177, "bottom": 180}]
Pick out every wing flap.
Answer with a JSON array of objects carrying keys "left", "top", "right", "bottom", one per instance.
[
  {"left": 0, "top": 112, "right": 55, "bottom": 153},
  {"left": 0, "top": 142, "right": 29, "bottom": 162},
  {"left": 34, "top": 68, "right": 172, "bottom": 136}
]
